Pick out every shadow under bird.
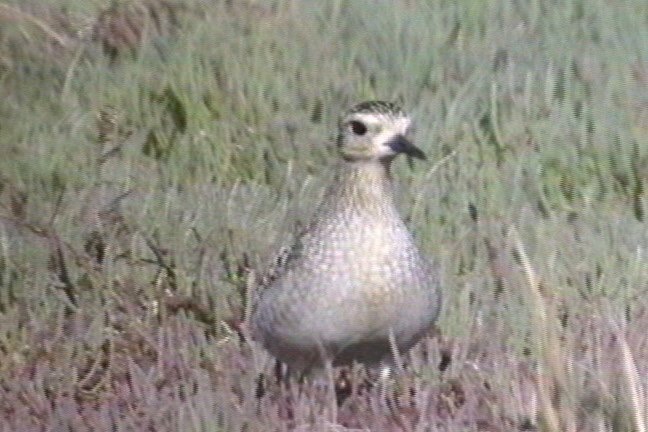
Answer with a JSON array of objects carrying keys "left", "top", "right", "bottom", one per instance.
[{"left": 250, "top": 100, "right": 441, "bottom": 375}]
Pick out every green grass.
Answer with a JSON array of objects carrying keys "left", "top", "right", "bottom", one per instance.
[{"left": 1, "top": 0, "right": 647, "bottom": 430}]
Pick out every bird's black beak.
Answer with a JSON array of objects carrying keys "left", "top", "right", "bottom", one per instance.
[{"left": 387, "top": 134, "right": 426, "bottom": 160}]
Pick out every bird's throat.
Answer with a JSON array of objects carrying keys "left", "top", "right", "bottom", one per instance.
[{"left": 323, "top": 161, "right": 397, "bottom": 216}]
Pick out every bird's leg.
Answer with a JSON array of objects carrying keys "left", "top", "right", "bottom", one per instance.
[
  {"left": 316, "top": 341, "right": 338, "bottom": 422},
  {"left": 388, "top": 328, "right": 406, "bottom": 375}
]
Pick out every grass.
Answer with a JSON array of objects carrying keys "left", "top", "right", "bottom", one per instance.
[{"left": 1, "top": 0, "right": 648, "bottom": 430}]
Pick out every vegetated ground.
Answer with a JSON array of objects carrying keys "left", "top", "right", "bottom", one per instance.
[{"left": 0, "top": 0, "right": 647, "bottom": 430}]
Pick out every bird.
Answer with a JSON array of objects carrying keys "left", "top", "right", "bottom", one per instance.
[{"left": 249, "top": 100, "right": 441, "bottom": 376}]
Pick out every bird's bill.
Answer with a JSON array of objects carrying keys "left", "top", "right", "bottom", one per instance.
[{"left": 387, "top": 135, "right": 426, "bottom": 160}]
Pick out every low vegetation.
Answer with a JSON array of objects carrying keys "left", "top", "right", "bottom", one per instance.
[{"left": 0, "top": 0, "right": 647, "bottom": 430}]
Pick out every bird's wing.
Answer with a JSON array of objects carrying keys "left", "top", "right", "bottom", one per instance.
[{"left": 257, "top": 229, "right": 307, "bottom": 291}]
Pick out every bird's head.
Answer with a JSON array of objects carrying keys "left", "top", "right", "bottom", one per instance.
[{"left": 337, "top": 101, "right": 425, "bottom": 163}]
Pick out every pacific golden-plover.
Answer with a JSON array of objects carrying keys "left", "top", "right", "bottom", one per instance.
[{"left": 250, "top": 101, "right": 441, "bottom": 375}]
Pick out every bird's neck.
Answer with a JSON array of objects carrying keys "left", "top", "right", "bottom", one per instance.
[{"left": 322, "top": 160, "right": 397, "bottom": 215}]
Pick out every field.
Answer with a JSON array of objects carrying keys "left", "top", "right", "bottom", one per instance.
[{"left": 1, "top": 0, "right": 647, "bottom": 430}]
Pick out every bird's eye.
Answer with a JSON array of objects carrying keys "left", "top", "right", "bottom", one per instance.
[{"left": 349, "top": 120, "right": 367, "bottom": 136}]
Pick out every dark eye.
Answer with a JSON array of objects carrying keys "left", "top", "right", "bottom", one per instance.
[{"left": 349, "top": 120, "right": 367, "bottom": 136}]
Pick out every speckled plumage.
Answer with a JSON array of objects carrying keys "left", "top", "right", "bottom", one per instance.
[{"left": 250, "top": 101, "right": 441, "bottom": 373}]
